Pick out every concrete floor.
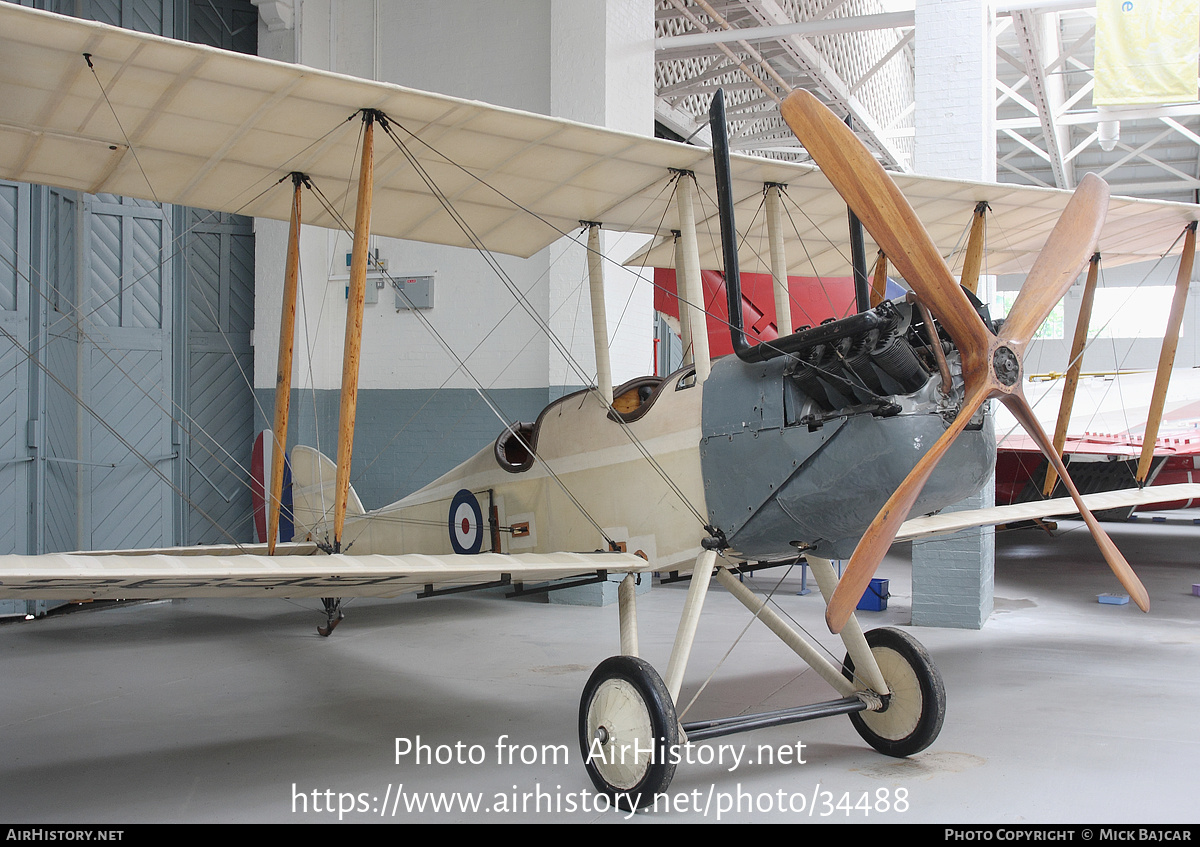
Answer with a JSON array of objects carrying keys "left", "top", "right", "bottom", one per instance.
[{"left": 1, "top": 515, "right": 1197, "bottom": 824}]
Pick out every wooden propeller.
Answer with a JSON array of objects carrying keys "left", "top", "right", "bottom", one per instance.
[{"left": 780, "top": 90, "right": 1150, "bottom": 633}]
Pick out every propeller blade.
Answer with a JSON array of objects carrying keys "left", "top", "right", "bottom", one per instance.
[
  {"left": 1000, "top": 173, "right": 1109, "bottom": 346},
  {"left": 1000, "top": 392, "right": 1150, "bottom": 612},
  {"left": 993, "top": 175, "right": 1148, "bottom": 607},
  {"left": 780, "top": 90, "right": 990, "bottom": 356},
  {"left": 826, "top": 387, "right": 992, "bottom": 633},
  {"left": 782, "top": 90, "right": 1148, "bottom": 629}
]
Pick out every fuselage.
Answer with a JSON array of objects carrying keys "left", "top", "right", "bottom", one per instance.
[
  {"left": 297, "top": 369, "right": 710, "bottom": 570},
  {"left": 290, "top": 300, "right": 997, "bottom": 568}
]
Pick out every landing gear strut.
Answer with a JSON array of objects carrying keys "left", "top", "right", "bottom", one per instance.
[
  {"left": 576, "top": 554, "right": 948, "bottom": 809},
  {"left": 318, "top": 597, "right": 343, "bottom": 637}
]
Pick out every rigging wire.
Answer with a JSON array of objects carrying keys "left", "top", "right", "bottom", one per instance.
[
  {"left": 300, "top": 141, "right": 623, "bottom": 548},
  {"left": 605, "top": 188, "right": 680, "bottom": 364},
  {"left": 6, "top": 82, "right": 706, "bottom": 545},
  {"left": 779, "top": 193, "right": 847, "bottom": 324},
  {"left": 990, "top": 224, "right": 1188, "bottom": 485},
  {"left": 0, "top": 193, "right": 289, "bottom": 543},
  {"left": 678, "top": 559, "right": 877, "bottom": 721},
  {"left": 50, "top": 49, "right": 373, "bottom": 536},
  {"left": 375, "top": 111, "right": 827, "bottom": 368},
  {"left": 40, "top": 60, "right": 395, "bottom": 538},
  {"left": 373, "top": 116, "right": 710, "bottom": 529},
  {"left": 82, "top": 54, "right": 161, "bottom": 208},
  {"left": 349, "top": 225, "right": 591, "bottom": 490},
  {"left": 0, "top": 320, "right": 248, "bottom": 548}
]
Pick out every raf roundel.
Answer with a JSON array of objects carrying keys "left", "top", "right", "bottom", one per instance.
[{"left": 448, "top": 489, "right": 484, "bottom": 554}]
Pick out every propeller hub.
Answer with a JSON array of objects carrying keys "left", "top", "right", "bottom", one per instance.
[{"left": 992, "top": 346, "right": 1020, "bottom": 387}]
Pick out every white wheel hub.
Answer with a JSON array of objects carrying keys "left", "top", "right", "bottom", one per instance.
[
  {"left": 585, "top": 677, "right": 655, "bottom": 791},
  {"left": 858, "top": 645, "right": 922, "bottom": 740}
]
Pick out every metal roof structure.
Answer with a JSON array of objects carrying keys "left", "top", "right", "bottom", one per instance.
[{"left": 654, "top": 0, "right": 1200, "bottom": 204}]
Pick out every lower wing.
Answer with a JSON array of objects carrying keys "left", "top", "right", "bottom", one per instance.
[
  {"left": 896, "top": 482, "right": 1200, "bottom": 541},
  {"left": 0, "top": 550, "right": 651, "bottom": 600}
]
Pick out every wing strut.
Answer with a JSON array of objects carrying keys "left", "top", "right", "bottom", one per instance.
[
  {"left": 333, "top": 110, "right": 377, "bottom": 553},
  {"left": 585, "top": 222, "right": 614, "bottom": 402},
  {"left": 268, "top": 173, "right": 307, "bottom": 554},
  {"left": 959, "top": 202, "right": 989, "bottom": 296},
  {"left": 1043, "top": 252, "right": 1100, "bottom": 497},
  {"left": 323, "top": 110, "right": 378, "bottom": 635},
  {"left": 765, "top": 183, "right": 793, "bottom": 336},
  {"left": 1136, "top": 222, "right": 1197, "bottom": 483},
  {"left": 673, "top": 172, "right": 711, "bottom": 383},
  {"left": 870, "top": 251, "right": 889, "bottom": 308}
]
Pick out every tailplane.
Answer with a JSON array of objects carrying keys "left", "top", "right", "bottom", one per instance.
[{"left": 288, "top": 445, "right": 365, "bottom": 544}]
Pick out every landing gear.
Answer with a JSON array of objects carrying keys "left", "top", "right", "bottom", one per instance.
[
  {"left": 317, "top": 597, "right": 343, "bottom": 637},
  {"left": 579, "top": 656, "right": 679, "bottom": 810},
  {"left": 841, "top": 627, "right": 946, "bottom": 757}
]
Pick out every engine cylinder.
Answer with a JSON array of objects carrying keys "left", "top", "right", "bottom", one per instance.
[
  {"left": 870, "top": 327, "right": 930, "bottom": 393},
  {"left": 790, "top": 344, "right": 837, "bottom": 412}
]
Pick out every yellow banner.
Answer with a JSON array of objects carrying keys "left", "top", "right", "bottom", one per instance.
[{"left": 1094, "top": 0, "right": 1200, "bottom": 106}]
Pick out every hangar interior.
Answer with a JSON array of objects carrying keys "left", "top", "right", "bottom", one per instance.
[{"left": 0, "top": 0, "right": 1198, "bottom": 823}]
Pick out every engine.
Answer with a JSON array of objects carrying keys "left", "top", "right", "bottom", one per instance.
[{"left": 699, "top": 294, "right": 996, "bottom": 561}]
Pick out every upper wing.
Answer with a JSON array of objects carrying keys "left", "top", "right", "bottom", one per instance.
[
  {"left": 0, "top": 3, "right": 764, "bottom": 260},
  {"left": 896, "top": 482, "right": 1200, "bottom": 542},
  {"left": 1, "top": 3, "right": 1195, "bottom": 277},
  {"left": 631, "top": 171, "right": 1200, "bottom": 278},
  {"left": 0, "top": 550, "right": 652, "bottom": 601}
]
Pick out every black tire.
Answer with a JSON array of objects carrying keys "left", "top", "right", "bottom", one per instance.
[
  {"left": 579, "top": 656, "right": 679, "bottom": 810},
  {"left": 841, "top": 627, "right": 946, "bottom": 758}
]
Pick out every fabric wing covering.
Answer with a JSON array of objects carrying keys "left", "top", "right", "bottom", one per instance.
[{"left": 0, "top": 3, "right": 1196, "bottom": 281}]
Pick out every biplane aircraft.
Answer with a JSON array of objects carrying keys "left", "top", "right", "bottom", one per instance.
[
  {"left": 2, "top": 4, "right": 1200, "bottom": 808},
  {"left": 996, "top": 369, "right": 1200, "bottom": 511},
  {"left": 991, "top": 229, "right": 1200, "bottom": 515}
]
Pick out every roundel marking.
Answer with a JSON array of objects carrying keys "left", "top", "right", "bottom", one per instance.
[{"left": 449, "top": 489, "right": 484, "bottom": 554}]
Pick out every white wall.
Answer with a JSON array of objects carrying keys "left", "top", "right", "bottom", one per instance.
[
  {"left": 1001, "top": 256, "right": 1199, "bottom": 377},
  {"left": 254, "top": 0, "right": 656, "bottom": 396}
]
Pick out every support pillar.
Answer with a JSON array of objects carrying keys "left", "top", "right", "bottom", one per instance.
[{"left": 911, "top": 0, "right": 996, "bottom": 629}]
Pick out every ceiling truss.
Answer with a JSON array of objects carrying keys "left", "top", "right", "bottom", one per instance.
[{"left": 655, "top": 0, "right": 1200, "bottom": 203}]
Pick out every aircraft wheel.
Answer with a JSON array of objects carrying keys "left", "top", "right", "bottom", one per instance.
[
  {"left": 841, "top": 627, "right": 945, "bottom": 758},
  {"left": 579, "top": 656, "right": 679, "bottom": 809}
]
